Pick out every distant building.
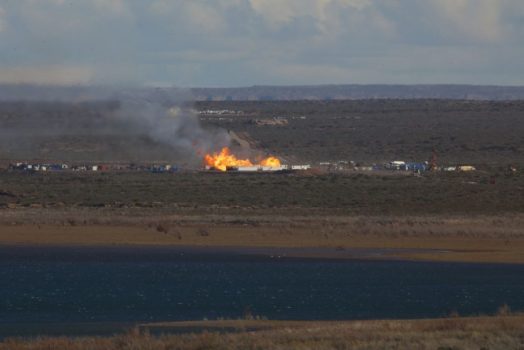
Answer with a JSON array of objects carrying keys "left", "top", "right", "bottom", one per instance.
[
  {"left": 457, "top": 165, "right": 476, "bottom": 172},
  {"left": 387, "top": 161, "right": 406, "bottom": 170},
  {"left": 291, "top": 165, "right": 311, "bottom": 170},
  {"left": 405, "top": 162, "right": 428, "bottom": 172},
  {"left": 254, "top": 118, "right": 288, "bottom": 126}
]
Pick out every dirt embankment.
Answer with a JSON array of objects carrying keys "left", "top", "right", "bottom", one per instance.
[{"left": 1, "top": 210, "right": 523, "bottom": 264}]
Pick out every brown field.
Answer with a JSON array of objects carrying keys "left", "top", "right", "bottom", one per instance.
[
  {"left": 1, "top": 210, "right": 523, "bottom": 264},
  {"left": 2, "top": 314, "right": 524, "bottom": 350}
]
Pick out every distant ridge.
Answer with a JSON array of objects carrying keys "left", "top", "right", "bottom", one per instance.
[
  {"left": 1, "top": 84, "right": 524, "bottom": 101},
  {"left": 191, "top": 84, "right": 524, "bottom": 101}
]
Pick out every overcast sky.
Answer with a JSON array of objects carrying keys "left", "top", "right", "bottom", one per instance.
[{"left": 0, "top": 0, "right": 523, "bottom": 87}]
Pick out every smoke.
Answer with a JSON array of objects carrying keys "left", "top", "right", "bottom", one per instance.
[
  {"left": 113, "top": 88, "right": 229, "bottom": 159},
  {"left": 0, "top": 85, "right": 230, "bottom": 163}
]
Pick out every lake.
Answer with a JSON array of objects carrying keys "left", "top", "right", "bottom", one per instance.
[{"left": 1, "top": 245, "right": 523, "bottom": 336}]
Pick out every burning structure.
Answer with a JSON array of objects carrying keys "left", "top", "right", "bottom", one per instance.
[
  {"left": 204, "top": 147, "right": 284, "bottom": 171},
  {"left": 204, "top": 147, "right": 310, "bottom": 172}
]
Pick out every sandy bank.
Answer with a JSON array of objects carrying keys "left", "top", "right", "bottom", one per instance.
[{"left": 1, "top": 219, "right": 523, "bottom": 264}]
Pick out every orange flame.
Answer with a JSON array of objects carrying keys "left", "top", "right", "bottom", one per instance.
[
  {"left": 204, "top": 147, "right": 281, "bottom": 171},
  {"left": 260, "top": 156, "right": 281, "bottom": 167}
]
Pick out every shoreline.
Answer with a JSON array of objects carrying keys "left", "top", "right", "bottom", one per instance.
[
  {"left": 1, "top": 222, "right": 523, "bottom": 264},
  {"left": 0, "top": 243, "right": 463, "bottom": 264},
  {"left": 2, "top": 315, "right": 524, "bottom": 348}
]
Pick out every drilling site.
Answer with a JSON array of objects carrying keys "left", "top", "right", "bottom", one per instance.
[{"left": 1, "top": 95, "right": 524, "bottom": 264}]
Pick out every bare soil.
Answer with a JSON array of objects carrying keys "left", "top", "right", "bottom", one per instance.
[{"left": 1, "top": 211, "right": 523, "bottom": 263}]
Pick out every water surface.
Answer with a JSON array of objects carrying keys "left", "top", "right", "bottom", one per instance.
[{"left": 1, "top": 245, "right": 523, "bottom": 336}]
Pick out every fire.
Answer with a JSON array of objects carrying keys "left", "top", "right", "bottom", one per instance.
[
  {"left": 204, "top": 147, "right": 253, "bottom": 171},
  {"left": 260, "top": 156, "right": 281, "bottom": 167},
  {"left": 204, "top": 147, "right": 281, "bottom": 171}
]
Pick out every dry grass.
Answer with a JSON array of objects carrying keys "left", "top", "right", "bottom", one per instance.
[
  {"left": 2, "top": 315, "right": 524, "bottom": 350},
  {"left": 0, "top": 211, "right": 523, "bottom": 263},
  {"left": 2, "top": 208, "right": 524, "bottom": 239},
  {"left": 2, "top": 171, "right": 524, "bottom": 216}
]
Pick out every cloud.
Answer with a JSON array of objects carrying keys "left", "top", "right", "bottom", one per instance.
[
  {"left": 248, "top": 0, "right": 376, "bottom": 35},
  {"left": 93, "top": 0, "right": 132, "bottom": 18},
  {"left": 248, "top": 0, "right": 371, "bottom": 25},
  {"left": 428, "top": 0, "right": 505, "bottom": 43},
  {"left": 0, "top": 65, "right": 93, "bottom": 85},
  {"left": 175, "top": 2, "right": 227, "bottom": 33},
  {"left": 0, "top": 0, "right": 523, "bottom": 86},
  {"left": 150, "top": 0, "right": 239, "bottom": 34},
  {"left": 0, "top": 6, "right": 6, "bottom": 32}
]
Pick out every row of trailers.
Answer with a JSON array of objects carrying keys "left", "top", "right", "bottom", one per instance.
[{"left": 205, "top": 165, "right": 311, "bottom": 173}]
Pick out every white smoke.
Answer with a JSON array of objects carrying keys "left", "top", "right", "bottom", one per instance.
[
  {"left": 114, "top": 88, "right": 230, "bottom": 157},
  {"left": 0, "top": 85, "right": 230, "bottom": 162}
]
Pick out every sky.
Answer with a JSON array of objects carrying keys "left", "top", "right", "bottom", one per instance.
[{"left": 0, "top": 0, "right": 523, "bottom": 87}]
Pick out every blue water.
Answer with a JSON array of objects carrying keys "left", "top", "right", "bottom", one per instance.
[{"left": 1, "top": 246, "right": 523, "bottom": 329}]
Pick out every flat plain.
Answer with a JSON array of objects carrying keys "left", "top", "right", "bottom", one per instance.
[
  {"left": 1, "top": 99, "right": 524, "bottom": 263},
  {"left": 1, "top": 99, "right": 524, "bottom": 348}
]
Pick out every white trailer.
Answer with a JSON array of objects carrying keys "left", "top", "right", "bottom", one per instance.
[
  {"left": 291, "top": 165, "right": 311, "bottom": 170},
  {"left": 238, "top": 166, "right": 262, "bottom": 172}
]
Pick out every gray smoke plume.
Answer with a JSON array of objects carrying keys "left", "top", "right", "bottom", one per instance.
[
  {"left": 113, "top": 88, "right": 229, "bottom": 157},
  {"left": 0, "top": 85, "right": 230, "bottom": 164}
]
